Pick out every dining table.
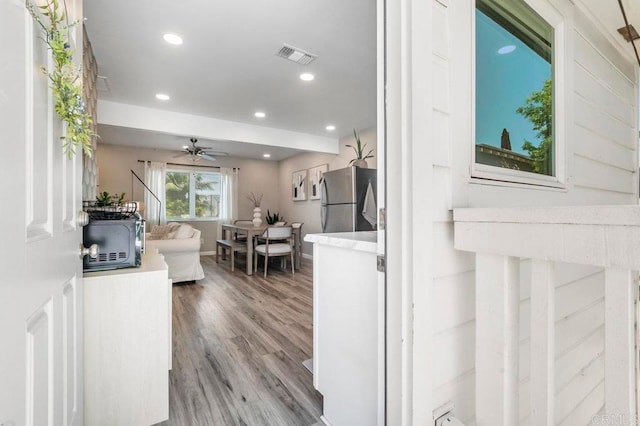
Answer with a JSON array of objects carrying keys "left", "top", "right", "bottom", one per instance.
[{"left": 221, "top": 223, "right": 302, "bottom": 275}]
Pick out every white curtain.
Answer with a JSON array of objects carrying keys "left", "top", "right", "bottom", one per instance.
[
  {"left": 217, "top": 167, "right": 238, "bottom": 239},
  {"left": 144, "top": 161, "right": 167, "bottom": 226}
]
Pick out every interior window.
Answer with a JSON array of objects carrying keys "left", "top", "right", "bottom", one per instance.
[
  {"left": 475, "top": 0, "right": 554, "bottom": 176},
  {"left": 166, "top": 170, "right": 221, "bottom": 219}
]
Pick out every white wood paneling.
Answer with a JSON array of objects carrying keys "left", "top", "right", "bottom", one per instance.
[
  {"left": 604, "top": 268, "right": 637, "bottom": 420},
  {"left": 415, "top": 0, "right": 637, "bottom": 423},
  {"left": 475, "top": 253, "right": 520, "bottom": 425},
  {"left": 529, "top": 260, "right": 554, "bottom": 426}
]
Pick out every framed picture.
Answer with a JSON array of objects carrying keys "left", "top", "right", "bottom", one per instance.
[
  {"left": 308, "top": 164, "right": 329, "bottom": 200},
  {"left": 292, "top": 169, "right": 307, "bottom": 201}
]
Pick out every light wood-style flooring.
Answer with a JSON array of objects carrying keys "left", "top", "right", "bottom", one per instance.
[{"left": 158, "top": 255, "right": 323, "bottom": 426}]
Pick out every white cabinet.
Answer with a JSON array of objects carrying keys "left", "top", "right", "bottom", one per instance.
[
  {"left": 305, "top": 232, "right": 383, "bottom": 426},
  {"left": 83, "top": 251, "right": 171, "bottom": 425}
]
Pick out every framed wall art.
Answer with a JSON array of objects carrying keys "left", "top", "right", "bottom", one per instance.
[
  {"left": 308, "top": 164, "right": 328, "bottom": 200},
  {"left": 292, "top": 169, "right": 307, "bottom": 201}
]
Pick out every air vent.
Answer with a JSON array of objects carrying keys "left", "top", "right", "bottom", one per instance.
[{"left": 275, "top": 44, "right": 318, "bottom": 65}]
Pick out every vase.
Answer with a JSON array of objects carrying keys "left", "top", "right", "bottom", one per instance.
[
  {"left": 252, "top": 207, "right": 262, "bottom": 227},
  {"left": 353, "top": 159, "right": 368, "bottom": 168}
]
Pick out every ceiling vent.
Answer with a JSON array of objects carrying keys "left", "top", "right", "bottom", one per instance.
[{"left": 275, "top": 44, "right": 318, "bottom": 65}]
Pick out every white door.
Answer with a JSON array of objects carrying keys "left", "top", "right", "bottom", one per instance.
[{"left": 0, "top": 1, "right": 84, "bottom": 425}]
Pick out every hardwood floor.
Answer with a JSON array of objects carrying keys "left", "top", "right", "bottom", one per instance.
[{"left": 159, "top": 255, "right": 323, "bottom": 426}]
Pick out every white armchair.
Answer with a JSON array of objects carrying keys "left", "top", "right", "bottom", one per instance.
[{"left": 145, "top": 224, "right": 204, "bottom": 283}]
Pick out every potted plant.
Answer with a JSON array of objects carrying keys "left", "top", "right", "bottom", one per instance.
[
  {"left": 346, "top": 129, "right": 374, "bottom": 168},
  {"left": 265, "top": 210, "right": 285, "bottom": 225}
]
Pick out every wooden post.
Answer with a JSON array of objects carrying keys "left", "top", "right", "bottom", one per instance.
[
  {"left": 604, "top": 268, "right": 637, "bottom": 420},
  {"left": 475, "top": 253, "right": 520, "bottom": 425},
  {"left": 530, "top": 259, "right": 554, "bottom": 426}
]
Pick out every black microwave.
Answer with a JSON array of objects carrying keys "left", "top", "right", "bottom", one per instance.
[{"left": 83, "top": 217, "right": 144, "bottom": 271}]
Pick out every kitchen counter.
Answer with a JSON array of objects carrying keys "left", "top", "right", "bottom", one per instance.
[
  {"left": 304, "top": 231, "right": 377, "bottom": 253},
  {"left": 305, "top": 231, "right": 383, "bottom": 426},
  {"left": 84, "top": 250, "right": 171, "bottom": 425}
]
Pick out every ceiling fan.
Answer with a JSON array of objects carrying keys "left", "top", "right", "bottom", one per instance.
[{"left": 176, "top": 138, "right": 220, "bottom": 162}]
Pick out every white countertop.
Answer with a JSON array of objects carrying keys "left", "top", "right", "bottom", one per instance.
[
  {"left": 83, "top": 250, "right": 167, "bottom": 278},
  {"left": 304, "top": 231, "right": 378, "bottom": 253}
]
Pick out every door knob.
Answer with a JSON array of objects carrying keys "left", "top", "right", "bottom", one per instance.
[
  {"left": 77, "top": 210, "right": 89, "bottom": 227},
  {"left": 79, "top": 243, "right": 99, "bottom": 260}
]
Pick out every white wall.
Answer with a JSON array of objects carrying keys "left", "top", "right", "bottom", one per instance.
[
  {"left": 96, "top": 143, "right": 281, "bottom": 252},
  {"left": 427, "top": 0, "right": 638, "bottom": 424},
  {"left": 277, "top": 128, "right": 377, "bottom": 256}
]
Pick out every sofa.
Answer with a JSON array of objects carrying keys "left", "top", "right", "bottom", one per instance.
[{"left": 145, "top": 223, "right": 205, "bottom": 283}]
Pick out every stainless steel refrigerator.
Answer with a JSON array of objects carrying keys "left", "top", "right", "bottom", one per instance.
[{"left": 320, "top": 166, "right": 377, "bottom": 233}]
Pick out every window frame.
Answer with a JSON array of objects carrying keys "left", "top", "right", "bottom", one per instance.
[
  {"left": 471, "top": 0, "right": 567, "bottom": 189},
  {"left": 165, "top": 168, "right": 221, "bottom": 221}
]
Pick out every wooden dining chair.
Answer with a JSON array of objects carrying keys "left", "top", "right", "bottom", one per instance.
[{"left": 254, "top": 226, "right": 294, "bottom": 278}]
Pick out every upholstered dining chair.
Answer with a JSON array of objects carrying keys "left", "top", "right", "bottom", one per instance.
[{"left": 254, "top": 226, "right": 294, "bottom": 278}]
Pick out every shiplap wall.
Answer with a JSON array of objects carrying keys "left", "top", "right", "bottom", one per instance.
[{"left": 429, "top": 0, "right": 637, "bottom": 424}]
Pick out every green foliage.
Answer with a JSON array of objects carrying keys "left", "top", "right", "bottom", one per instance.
[
  {"left": 95, "top": 191, "right": 126, "bottom": 207},
  {"left": 516, "top": 79, "right": 553, "bottom": 175},
  {"left": 166, "top": 172, "right": 189, "bottom": 218},
  {"left": 346, "top": 129, "right": 374, "bottom": 165},
  {"left": 166, "top": 171, "right": 219, "bottom": 218},
  {"left": 265, "top": 210, "right": 284, "bottom": 225},
  {"left": 25, "top": 0, "right": 94, "bottom": 158}
]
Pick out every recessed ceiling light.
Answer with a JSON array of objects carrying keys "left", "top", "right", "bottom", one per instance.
[
  {"left": 300, "top": 73, "right": 315, "bottom": 81},
  {"left": 254, "top": 111, "right": 266, "bottom": 118},
  {"left": 497, "top": 45, "right": 516, "bottom": 55},
  {"left": 263, "top": 154, "right": 271, "bottom": 158},
  {"left": 155, "top": 93, "right": 170, "bottom": 100},
  {"left": 163, "top": 33, "right": 183, "bottom": 45},
  {"left": 325, "top": 125, "right": 336, "bottom": 131},
  {"left": 182, "top": 145, "right": 188, "bottom": 149}
]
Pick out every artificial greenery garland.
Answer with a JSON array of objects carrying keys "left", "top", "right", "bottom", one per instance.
[{"left": 25, "top": 0, "right": 93, "bottom": 158}]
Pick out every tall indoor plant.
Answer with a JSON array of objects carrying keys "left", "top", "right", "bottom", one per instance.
[{"left": 346, "top": 129, "right": 374, "bottom": 168}]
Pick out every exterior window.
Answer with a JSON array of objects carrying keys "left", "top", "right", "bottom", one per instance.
[
  {"left": 165, "top": 170, "right": 220, "bottom": 219},
  {"left": 475, "top": 0, "right": 554, "bottom": 176}
]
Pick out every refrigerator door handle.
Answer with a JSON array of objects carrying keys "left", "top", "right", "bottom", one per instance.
[
  {"left": 321, "top": 205, "right": 327, "bottom": 232},
  {"left": 321, "top": 178, "right": 328, "bottom": 205}
]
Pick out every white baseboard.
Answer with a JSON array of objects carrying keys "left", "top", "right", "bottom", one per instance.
[
  {"left": 200, "top": 251, "right": 215, "bottom": 256},
  {"left": 302, "top": 253, "right": 313, "bottom": 260}
]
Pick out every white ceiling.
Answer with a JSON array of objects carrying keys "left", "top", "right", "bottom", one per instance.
[
  {"left": 84, "top": 0, "right": 377, "bottom": 159},
  {"left": 97, "top": 123, "right": 305, "bottom": 161}
]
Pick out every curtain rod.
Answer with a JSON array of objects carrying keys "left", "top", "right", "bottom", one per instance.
[{"left": 137, "top": 160, "right": 239, "bottom": 170}]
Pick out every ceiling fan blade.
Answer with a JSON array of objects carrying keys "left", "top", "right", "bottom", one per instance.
[{"left": 199, "top": 153, "right": 216, "bottom": 161}]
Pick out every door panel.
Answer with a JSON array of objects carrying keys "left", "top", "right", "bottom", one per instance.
[
  {"left": 323, "top": 203, "right": 356, "bottom": 233},
  {"left": 26, "top": 300, "right": 53, "bottom": 426},
  {"left": 26, "top": 9, "right": 53, "bottom": 241},
  {"left": 63, "top": 278, "right": 78, "bottom": 426},
  {"left": 0, "top": 1, "right": 84, "bottom": 425},
  {"left": 322, "top": 167, "right": 355, "bottom": 205}
]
